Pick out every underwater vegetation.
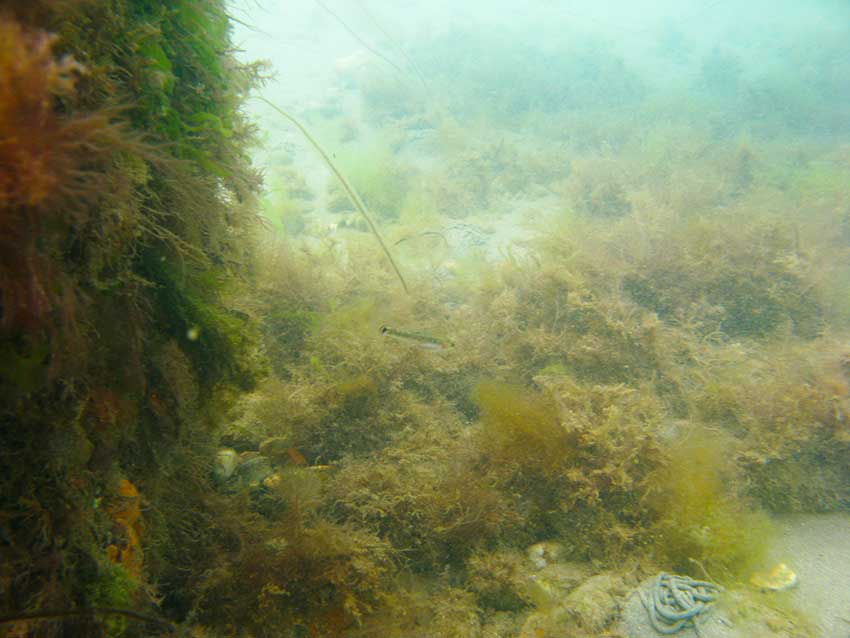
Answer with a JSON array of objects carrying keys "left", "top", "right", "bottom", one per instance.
[
  {"left": 647, "top": 431, "right": 774, "bottom": 580},
  {"left": 473, "top": 381, "right": 574, "bottom": 484},
  {"left": 0, "top": 16, "right": 128, "bottom": 346},
  {"left": 258, "top": 97, "right": 409, "bottom": 294},
  {"left": 228, "top": 45, "right": 848, "bottom": 634},
  {"left": 2, "top": 2, "right": 850, "bottom": 637},
  {"left": 0, "top": 0, "right": 264, "bottom": 635},
  {"left": 620, "top": 214, "right": 824, "bottom": 338},
  {"left": 260, "top": 163, "right": 314, "bottom": 237},
  {"left": 416, "top": 29, "right": 646, "bottom": 122}
]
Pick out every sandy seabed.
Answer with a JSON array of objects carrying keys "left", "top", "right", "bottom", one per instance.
[
  {"left": 618, "top": 513, "right": 850, "bottom": 638},
  {"left": 769, "top": 513, "right": 850, "bottom": 638}
]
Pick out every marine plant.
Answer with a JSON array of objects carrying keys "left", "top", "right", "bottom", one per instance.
[
  {"left": 648, "top": 430, "right": 773, "bottom": 580},
  {"left": 262, "top": 182, "right": 307, "bottom": 236},
  {"left": 417, "top": 29, "right": 646, "bottom": 122},
  {"left": 473, "top": 381, "right": 574, "bottom": 484},
  {"left": 84, "top": 563, "right": 141, "bottom": 637},
  {"left": 466, "top": 548, "right": 531, "bottom": 612},
  {"left": 680, "top": 337, "right": 850, "bottom": 512},
  {"left": 258, "top": 97, "right": 410, "bottom": 293},
  {"left": 0, "top": 0, "right": 263, "bottom": 633},
  {"left": 193, "top": 515, "right": 397, "bottom": 634},
  {"left": 326, "top": 416, "right": 521, "bottom": 571},
  {"left": 566, "top": 158, "right": 633, "bottom": 218},
  {"left": 0, "top": 16, "right": 132, "bottom": 353}
]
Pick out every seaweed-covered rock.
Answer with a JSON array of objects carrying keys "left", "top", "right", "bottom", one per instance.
[
  {"left": 0, "top": 0, "right": 263, "bottom": 626},
  {"left": 561, "top": 572, "right": 626, "bottom": 632},
  {"left": 520, "top": 571, "right": 625, "bottom": 637},
  {"left": 524, "top": 563, "right": 593, "bottom": 609}
]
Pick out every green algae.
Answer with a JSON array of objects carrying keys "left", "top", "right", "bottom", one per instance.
[{"left": 648, "top": 431, "right": 774, "bottom": 580}]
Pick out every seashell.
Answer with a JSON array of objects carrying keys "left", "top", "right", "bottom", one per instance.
[{"left": 749, "top": 563, "right": 798, "bottom": 591}]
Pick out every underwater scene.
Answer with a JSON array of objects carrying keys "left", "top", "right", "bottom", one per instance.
[{"left": 1, "top": 0, "right": 850, "bottom": 637}]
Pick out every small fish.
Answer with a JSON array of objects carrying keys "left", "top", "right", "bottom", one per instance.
[
  {"left": 393, "top": 230, "right": 449, "bottom": 248},
  {"left": 380, "top": 325, "right": 453, "bottom": 351}
]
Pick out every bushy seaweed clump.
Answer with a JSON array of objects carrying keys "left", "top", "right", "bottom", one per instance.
[
  {"left": 0, "top": 1, "right": 263, "bottom": 633},
  {"left": 471, "top": 377, "right": 664, "bottom": 561},
  {"left": 647, "top": 430, "right": 773, "bottom": 580},
  {"left": 193, "top": 515, "right": 397, "bottom": 634},
  {"left": 680, "top": 338, "right": 850, "bottom": 512},
  {"left": 621, "top": 215, "right": 824, "bottom": 339},
  {"left": 327, "top": 418, "right": 520, "bottom": 571}
]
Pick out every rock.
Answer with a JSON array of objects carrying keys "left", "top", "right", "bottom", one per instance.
[
  {"left": 213, "top": 448, "right": 239, "bottom": 482},
  {"left": 522, "top": 562, "right": 592, "bottom": 609},
  {"left": 561, "top": 572, "right": 625, "bottom": 632},
  {"left": 520, "top": 570, "right": 623, "bottom": 637}
]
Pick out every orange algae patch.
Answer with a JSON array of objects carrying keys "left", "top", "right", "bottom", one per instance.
[
  {"left": 0, "top": 18, "right": 84, "bottom": 209},
  {"left": 0, "top": 17, "right": 125, "bottom": 336},
  {"left": 107, "top": 479, "right": 144, "bottom": 578}
]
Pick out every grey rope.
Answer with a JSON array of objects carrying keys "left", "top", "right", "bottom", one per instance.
[{"left": 638, "top": 572, "right": 721, "bottom": 635}]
